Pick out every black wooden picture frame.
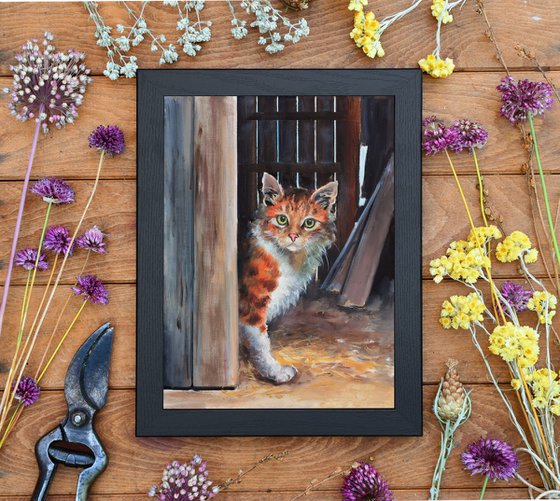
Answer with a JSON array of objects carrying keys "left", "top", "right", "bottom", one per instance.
[{"left": 137, "top": 69, "right": 422, "bottom": 436}]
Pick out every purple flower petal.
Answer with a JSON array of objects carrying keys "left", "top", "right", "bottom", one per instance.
[
  {"left": 461, "top": 437, "right": 519, "bottom": 481},
  {"left": 501, "top": 281, "right": 533, "bottom": 313},
  {"left": 341, "top": 462, "right": 393, "bottom": 501},
  {"left": 448, "top": 119, "right": 489, "bottom": 152},
  {"left": 43, "top": 225, "right": 73, "bottom": 255},
  {"left": 497, "top": 76, "right": 554, "bottom": 125},
  {"left": 88, "top": 125, "right": 125, "bottom": 156},
  {"left": 15, "top": 248, "right": 48, "bottom": 271},
  {"left": 422, "top": 116, "right": 459, "bottom": 156},
  {"left": 76, "top": 226, "right": 107, "bottom": 254},
  {"left": 30, "top": 177, "right": 75, "bottom": 204},
  {"left": 72, "top": 274, "right": 108, "bottom": 304},
  {"left": 14, "top": 376, "right": 40, "bottom": 407}
]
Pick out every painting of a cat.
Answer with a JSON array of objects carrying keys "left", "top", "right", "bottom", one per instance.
[{"left": 239, "top": 173, "right": 338, "bottom": 384}]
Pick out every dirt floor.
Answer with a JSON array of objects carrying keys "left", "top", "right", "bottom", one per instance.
[{"left": 165, "top": 290, "right": 394, "bottom": 409}]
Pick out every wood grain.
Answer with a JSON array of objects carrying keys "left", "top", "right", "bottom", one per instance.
[
  {"left": 193, "top": 96, "right": 239, "bottom": 388},
  {"left": 0, "top": 386, "right": 543, "bottom": 497},
  {"left": 1, "top": 1, "right": 559, "bottom": 75}
]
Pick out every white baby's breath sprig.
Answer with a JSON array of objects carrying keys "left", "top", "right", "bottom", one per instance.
[
  {"left": 230, "top": 0, "right": 310, "bottom": 54},
  {"left": 174, "top": 1, "right": 212, "bottom": 57}
]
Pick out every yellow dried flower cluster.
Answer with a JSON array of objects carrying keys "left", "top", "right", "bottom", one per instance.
[
  {"left": 495, "top": 231, "right": 538, "bottom": 264},
  {"left": 431, "top": 0, "right": 453, "bottom": 23},
  {"left": 440, "top": 293, "right": 485, "bottom": 330},
  {"left": 349, "top": 2, "right": 385, "bottom": 59},
  {"left": 525, "top": 369, "right": 560, "bottom": 414},
  {"left": 527, "top": 290, "right": 557, "bottom": 325},
  {"left": 489, "top": 322, "right": 539, "bottom": 369},
  {"left": 467, "top": 225, "right": 502, "bottom": 245},
  {"left": 418, "top": 54, "right": 455, "bottom": 79}
]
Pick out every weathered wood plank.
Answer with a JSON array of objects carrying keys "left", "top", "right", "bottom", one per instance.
[
  {"left": 193, "top": 96, "right": 239, "bottom": 388},
  {"left": 1, "top": 1, "right": 559, "bottom": 75},
  {"left": 2, "top": 71, "right": 559, "bottom": 182},
  {"left": 0, "top": 387, "right": 541, "bottom": 496},
  {"left": 163, "top": 96, "right": 195, "bottom": 389},
  {"left": 0, "top": 181, "right": 135, "bottom": 285}
]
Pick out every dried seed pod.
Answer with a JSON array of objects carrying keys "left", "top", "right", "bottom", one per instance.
[
  {"left": 437, "top": 359, "right": 466, "bottom": 421},
  {"left": 281, "top": 0, "right": 309, "bottom": 10}
]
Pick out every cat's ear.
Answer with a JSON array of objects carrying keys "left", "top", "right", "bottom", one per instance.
[
  {"left": 262, "top": 172, "right": 284, "bottom": 206},
  {"left": 310, "top": 181, "right": 338, "bottom": 210}
]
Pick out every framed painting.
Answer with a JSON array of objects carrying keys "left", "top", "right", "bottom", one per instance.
[{"left": 137, "top": 69, "right": 422, "bottom": 436}]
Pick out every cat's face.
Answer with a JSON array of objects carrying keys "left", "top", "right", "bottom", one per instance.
[{"left": 258, "top": 173, "right": 338, "bottom": 253}]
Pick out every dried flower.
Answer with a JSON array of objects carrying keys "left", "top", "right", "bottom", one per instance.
[
  {"left": 72, "top": 275, "right": 109, "bottom": 304},
  {"left": 418, "top": 54, "right": 455, "bottom": 79},
  {"left": 14, "top": 376, "right": 40, "bottom": 407},
  {"left": 500, "top": 281, "right": 532, "bottom": 313},
  {"left": 437, "top": 359, "right": 466, "bottom": 421},
  {"left": 76, "top": 226, "right": 107, "bottom": 254},
  {"left": 449, "top": 119, "right": 489, "bottom": 152},
  {"left": 88, "top": 125, "right": 125, "bottom": 156},
  {"left": 2, "top": 32, "right": 91, "bottom": 132},
  {"left": 341, "top": 462, "right": 393, "bottom": 501},
  {"left": 422, "top": 117, "right": 460, "bottom": 156},
  {"left": 497, "top": 76, "right": 554, "bottom": 125},
  {"left": 462, "top": 438, "right": 519, "bottom": 481},
  {"left": 43, "top": 225, "right": 74, "bottom": 255},
  {"left": 15, "top": 248, "right": 48, "bottom": 271},
  {"left": 148, "top": 455, "right": 218, "bottom": 500},
  {"left": 30, "top": 177, "right": 75, "bottom": 205},
  {"left": 431, "top": 0, "right": 453, "bottom": 23},
  {"left": 281, "top": 0, "right": 309, "bottom": 10}
]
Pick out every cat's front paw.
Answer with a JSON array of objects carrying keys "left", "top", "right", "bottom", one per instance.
[{"left": 272, "top": 364, "right": 298, "bottom": 384}]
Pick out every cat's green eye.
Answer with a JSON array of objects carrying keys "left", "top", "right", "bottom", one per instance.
[
  {"left": 303, "top": 218, "right": 316, "bottom": 229},
  {"left": 276, "top": 215, "right": 289, "bottom": 226}
]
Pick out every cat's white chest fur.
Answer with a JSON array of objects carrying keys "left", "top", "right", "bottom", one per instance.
[{"left": 258, "top": 240, "right": 315, "bottom": 322}]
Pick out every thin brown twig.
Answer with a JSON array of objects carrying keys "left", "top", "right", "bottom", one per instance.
[
  {"left": 218, "top": 450, "right": 289, "bottom": 492},
  {"left": 473, "top": 0, "right": 510, "bottom": 76},
  {"left": 515, "top": 44, "right": 560, "bottom": 104},
  {"left": 289, "top": 464, "right": 349, "bottom": 501}
]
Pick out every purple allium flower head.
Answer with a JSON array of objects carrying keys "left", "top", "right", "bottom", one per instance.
[
  {"left": 2, "top": 32, "right": 91, "bottom": 133},
  {"left": 449, "top": 119, "right": 489, "bottom": 152},
  {"left": 14, "top": 376, "right": 40, "bottom": 407},
  {"left": 88, "top": 125, "right": 125, "bottom": 156},
  {"left": 30, "top": 177, "right": 75, "bottom": 204},
  {"left": 341, "top": 462, "right": 393, "bottom": 501},
  {"left": 43, "top": 225, "right": 74, "bottom": 255},
  {"left": 462, "top": 438, "right": 519, "bottom": 481},
  {"left": 76, "top": 226, "right": 107, "bottom": 254},
  {"left": 148, "top": 455, "right": 218, "bottom": 500},
  {"left": 422, "top": 116, "right": 460, "bottom": 156},
  {"left": 72, "top": 275, "right": 109, "bottom": 304},
  {"left": 497, "top": 76, "right": 554, "bottom": 125},
  {"left": 15, "top": 248, "right": 48, "bottom": 271},
  {"left": 501, "top": 281, "right": 533, "bottom": 313}
]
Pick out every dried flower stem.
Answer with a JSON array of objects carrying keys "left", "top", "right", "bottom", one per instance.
[
  {"left": 0, "top": 111, "right": 44, "bottom": 339},
  {"left": 218, "top": 450, "right": 288, "bottom": 492},
  {"left": 527, "top": 113, "right": 560, "bottom": 264},
  {"left": 472, "top": 150, "right": 489, "bottom": 227},
  {"left": 290, "top": 465, "right": 346, "bottom": 500},
  {"left": 474, "top": 0, "right": 510, "bottom": 76}
]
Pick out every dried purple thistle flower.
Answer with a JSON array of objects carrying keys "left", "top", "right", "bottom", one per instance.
[
  {"left": 43, "top": 225, "right": 74, "bottom": 255},
  {"left": 341, "top": 462, "right": 393, "bottom": 501},
  {"left": 497, "top": 76, "right": 554, "bottom": 125},
  {"left": 462, "top": 437, "right": 519, "bottom": 481},
  {"left": 30, "top": 177, "right": 75, "bottom": 204},
  {"left": 14, "top": 376, "right": 40, "bottom": 407},
  {"left": 72, "top": 275, "right": 108, "bottom": 304},
  {"left": 88, "top": 125, "right": 125, "bottom": 156},
  {"left": 449, "top": 119, "right": 489, "bottom": 152},
  {"left": 501, "top": 281, "right": 532, "bottom": 313},
  {"left": 76, "top": 226, "right": 107, "bottom": 254},
  {"left": 422, "top": 116, "right": 459, "bottom": 156},
  {"left": 2, "top": 32, "right": 91, "bottom": 133},
  {"left": 15, "top": 248, "right": 48, "bottom": 271},
  {"left": 148, "top": 455, "right": 218, "bottom": 500}
]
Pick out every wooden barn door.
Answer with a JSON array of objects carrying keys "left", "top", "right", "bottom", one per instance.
[{"left": 164, "top": 96, "right": 239, "bottom": 390}]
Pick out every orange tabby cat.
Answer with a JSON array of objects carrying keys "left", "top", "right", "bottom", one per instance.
[{"left": 239, "top": 173, "right": 338, "bottom": 384}]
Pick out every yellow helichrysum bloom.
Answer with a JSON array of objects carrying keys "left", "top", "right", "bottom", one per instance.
[
  {"left": 431, "top": 0, "right": 453, "bottom": 23},
  {"left": 495, "top": 230, "right": 537, "bottom": 263},
  {"left": 350, "top": 8, "right": 383, "bottom": 59},
  {"left": 511, "top": 379, "right": 521, "bottom": 391},
  {"left": 439, "top": 292, "right": 486, "bottom": 330},
  {"left": 418, "top": 54, "right": 455, "bottom": 78},
  {"left": 348, "top": 0, "right": 368, "bottom": 11},
  {"left": 526, "top": 368, "right": 560, "bottom": 412},
  {"left": 467, "top": 225, "right": 502, "bottom": 245},
  {"left": 527, "top": 290, "right": 557, "bottom": 325},
  {"left": 488, "top": 323, "right": 539, "bottom": 368}
]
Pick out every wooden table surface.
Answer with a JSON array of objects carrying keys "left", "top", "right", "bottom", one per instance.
[{"left": 0, "top": 1, "right": 558, "bottom": 499}]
